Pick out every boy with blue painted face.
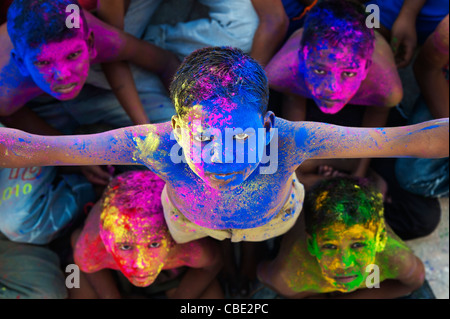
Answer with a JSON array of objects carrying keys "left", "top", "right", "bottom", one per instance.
[
  {"left": 0, "top": 46, "right": 448, "bottom": 245},
  {"left": 256, "top": 177, "right": 426, "bottom": 299}
]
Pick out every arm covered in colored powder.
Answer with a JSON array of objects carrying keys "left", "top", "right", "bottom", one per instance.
[
  {"left": 290, "top": 118, "right": 449, "bottom": 167},
  {"left": 0, "top": 124, "right": 159, "bottom": 169}
]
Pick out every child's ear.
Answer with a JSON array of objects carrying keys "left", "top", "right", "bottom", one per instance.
[
  {"left": 86, "top": 29, "right": 97, "bottom": 60},
  {"left": 365, "top": 58, "right": 373, "bottom": 72},
  {"left": 306, "top": 234, "right": 318, "bottom": 257},
  {"left": 171, "top": 115, "right": 182, "bottom": 143},
  {"left": 11, "top": 49, "right": 29, "bottom": 77},
  {"left": 375, "top": 222, "right": 387, "bottom": 253},
  {"left": 298, "top": 45, "right": 308, "bottom": 73},
  {"left": 263, "top": 111, "right": 275, "bottom": 146}
]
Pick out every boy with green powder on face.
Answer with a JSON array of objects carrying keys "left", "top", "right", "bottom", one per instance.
[
  {"left": 256, "top": 177, "right": 426, "bottom": 299},
  {"left": 0, "top": 46, "right": 448, "bottom": 245}
]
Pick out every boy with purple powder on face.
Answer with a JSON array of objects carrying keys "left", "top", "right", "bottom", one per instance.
[{"left": 266, "top": 0, "right": 403, "bottom": 180}]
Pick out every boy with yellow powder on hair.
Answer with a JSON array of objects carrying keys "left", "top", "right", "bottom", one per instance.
[
  {"left": 70, "top": 170, "right": 223, "bottom": 299},
  {"left": 0, "top": 46, "right": 448, "bottom": 247},
  {"left": 256, "top": 177, "right": 426, "bottom": 299}
]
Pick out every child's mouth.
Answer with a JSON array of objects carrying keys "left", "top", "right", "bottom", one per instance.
[
  {"left": 333, "top": 275, "right": 358, "bottom": 283},
  {"left": 211, "top": 173, "right": 237, "bottom": 181},
  {"left": 53, "top": 83, "right": 77, "bottom": 94}
]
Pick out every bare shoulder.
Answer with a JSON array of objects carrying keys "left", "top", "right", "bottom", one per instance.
[
  {"left": 82, "top": 9, "right": 127, "bottom": 63},
  {"left": 376, "top": 228, "right": 416, "bottom": 280},
  {"left": 73, "top": 202, "right": 115, "bottom": 272},
  {"left": 172, "top": 238, "right": 219, "bottom": 269},
  {"left": 357, "top": 31, "right": 403, "bottom": 107},
  {"left": 266, "top": 29, "right": 306, "bottom": 94},
  {"left": 0, "top": 24, "right": 41, "bottom": 115}
]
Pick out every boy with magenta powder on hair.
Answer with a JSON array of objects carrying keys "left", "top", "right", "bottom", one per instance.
[
  {"left": 0, "top": 46, "right": 448, "bottom": 245},
  {"left": 266, "top": 0, "right": 403, "bottom": 180},
  {"left": 256, "top": 177, "right": 426, "bottom": 299},
  {"left": 70, "top": 170, "right": 223, "bottom": 299}
]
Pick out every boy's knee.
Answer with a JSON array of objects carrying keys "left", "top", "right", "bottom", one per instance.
[
  {"left": 0, "top": 242, "right": 68, "bottom": 299},
  {"left": 385, "top": 197, "right": 441, "bottom": 240},
  {"left": 0, "top": 216, "right": 50, "bottom": 245}
]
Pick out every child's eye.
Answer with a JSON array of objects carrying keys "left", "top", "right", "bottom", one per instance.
[
  {"left": 33, "top": 60, "right": 50, "bottom": 67},
  {"left": 351, "top": 242, "right": 366, "bottom": 249},
  {"left": 234, "top": 133, "right": 249, "bottom": 141},
  {"left": 343, "top": 71, "right": 357, "bottom": 77},
  {"left": 193, "top": 134, "right": 211, "bottom": 142},
  {"left": 322, "top": 244, "right": 337, "bottom": 250},
  {"left": 119, "top": 244, "right": 133, "bottom": 251},
  {"left": 313, "top": 69, "right": 326, "bottom": 75},
  {"left": 149, "top": 242, "right": 160, "bottom": 248},
  {"left": 67, "top": 51, "right": 82, "bottom": 60}
]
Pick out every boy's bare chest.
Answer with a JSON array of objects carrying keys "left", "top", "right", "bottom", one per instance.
[{"left": 166, "top": 170, "right": 293, "bottom": 229}]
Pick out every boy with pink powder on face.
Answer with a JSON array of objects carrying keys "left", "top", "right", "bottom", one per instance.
[
  {"left": 266, "top": 0, "right": 403, "bottom": 181},
  {"left": 70, "top": 170, "right": 223, "bottom": 299},
  {"left": 0, "top": 0, "right": 179, "bottom": 185},
  {"left": 0, "top": 0, "right": 178, "bottom": 131}
]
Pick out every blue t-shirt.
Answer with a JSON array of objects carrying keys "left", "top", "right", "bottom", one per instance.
[
  {"left": 0, "top": 167, "right": 95, "bottom": 244},
  {"left": 366, "top": 0, "right": 449, "bottom": 43}
]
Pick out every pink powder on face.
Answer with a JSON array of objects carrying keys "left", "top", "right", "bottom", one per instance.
[
  {"left": 97, "top": 171, "right": 172, "bottom": 286},
  {"left": 101, "top": 210, "right": 171, "bottom": 287},
  {"left": 22, "top": 26, "right": 92, "bottom": 100},
  {"left": 302, "top": 43, "right": 370, "bottom": 114}
]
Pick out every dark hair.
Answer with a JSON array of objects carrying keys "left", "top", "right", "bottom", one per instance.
[
  {"left": 301, "top": 0, "right": 375, "bottom": 59},
  {"left": 170, "top": 46, "right": 269, "bottom": 118},
  {"left": 304, "top": 177, "right": 384, "bottom": 235},
  {"left": 7, "top": 0, "right": 88, "bottom": 54}
]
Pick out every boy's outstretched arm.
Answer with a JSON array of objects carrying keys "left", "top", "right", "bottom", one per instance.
[
  {"left": 291, "top": 118, "right": 449, "bottom": 167},
  {"left": 0, "top": 125, "right": 156, "bottom": 168}
]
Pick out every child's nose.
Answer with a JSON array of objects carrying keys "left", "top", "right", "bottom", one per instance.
[
  {"left": 132, "top": 252, "right": 147, "bottom": 270},
  {"left": 210, "top": 140, "right": 235, "bottom": 164},
  {"left": 53, "top": 65, "right": 71, "bottom": 80},
  {"left": 210, "top": 142, "right": 223, "bottom": 163},
  {"left": 324, "top": 76, "right": 342, "bottom": 94},
  {"left": 338, "top": 250, "right": 355, "bottom": 268}
]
